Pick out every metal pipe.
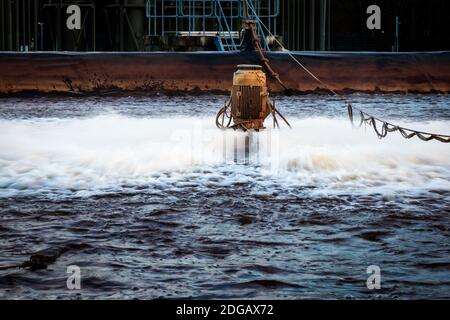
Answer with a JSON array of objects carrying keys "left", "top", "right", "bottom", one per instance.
[
  {"left": 22, "top": 0, "right": 26, "bottom": 50},
  {"left": 302, "top": 0, "right": 306, "bottom": 50},
  {"left": 286, "top": 0, "right": 290, "bottom": 49},
  {"left": 15, "top": 0, "right": 20, "bottom": 50},
  {"left": 319, "top": 0, "right": 326, "bottom": 51},
  {"left": 56, "top": 0, "right": 61, "bottom": 50},
  {"left": 273, "top": 0, "right": 277, "bottom": 36},
  {"left": 203, "top": 0, "right": 205, "bottom": 33},
  {"left": 327, "top": 0, "right": 330, "bottom": 50},
  {"left": 119, "top": 3, "right": 124, "bottom": 50},
  {"left": 395, "top": 16, "right": 400, "bottom": 52},
  {"left": 154, "top": 0, "right": 156, "bottom": 36},
  {"left": 309, "top": 0, "right": 315, "bottom": 51},
  {"left": 34, "top": 0, "right": 38, "bottom": 51},
  {"left": 0, "top": 0, "right": 4, "bottom": 50},
  {"left": 292, "top": 0, "right": 296, "bottom": 50},
  {"left": 230, "top": 0, "right": 233, "bottom": 34},
  {"left": 93, "top": 4, "right": 96, "bottom": 51},
  {"left": 38, "top": 22, "right": 44, "bottom": 50},
  {"left": 27, "top": 0, "right": 31, "bottom": 50},
  {"left": 296, "top": 0, "right": 299, "bottom": 50},
  {"left": 243, "top": 0, "right": 248, "bottom": 19},
  {"left": 188, "top": 0, "right": 191, "bottom": 35},
  {"left": 280, "top": 0, "right": 284, "bottom": 47}
]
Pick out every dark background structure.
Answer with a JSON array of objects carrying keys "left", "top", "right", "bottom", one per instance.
[{"left": 1, "top": 0, "right": 449, "bottom": 52}]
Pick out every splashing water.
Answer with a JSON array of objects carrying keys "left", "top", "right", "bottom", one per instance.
[
  {"left": 0, "top": 114, "right": 448, "bottom": 197},
  {"left": 0, "top": 95, "right": 449, "bottom": 299}
]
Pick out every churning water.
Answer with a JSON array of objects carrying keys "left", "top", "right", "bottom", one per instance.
[{"left": 0, "top": 94, "right": 449, "bottom": 299}]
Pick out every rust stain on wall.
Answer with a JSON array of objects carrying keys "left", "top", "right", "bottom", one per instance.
[{"left": 0, "top": 51, "right": 449, "bottom": 95}]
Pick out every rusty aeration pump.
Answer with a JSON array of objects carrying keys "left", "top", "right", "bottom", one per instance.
[{"left": 215, "top": 64, "right": 291, "bottom": 131}]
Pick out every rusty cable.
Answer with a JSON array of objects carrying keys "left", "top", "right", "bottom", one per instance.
[
  {"left": 270, "top": 102, "right": 279, "bottom": 129},
  {"left": 272, "top": 100, "right": 292, "bottom": 128},
  {"left": 249, "top": 24, "right": 292, "bottom": 95},
  {"left": 215, "top": 100, "right": 232, "bottom": 129}
]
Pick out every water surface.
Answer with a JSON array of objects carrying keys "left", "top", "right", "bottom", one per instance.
[{"left": 0, "top": 94, "right": 449, "bottom": 299}]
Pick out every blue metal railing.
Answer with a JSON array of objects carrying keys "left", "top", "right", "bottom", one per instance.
[
  {"left": 215, "top": 0, "right": 238, "bottom": 50},
  {"left": 145, "top": 0, "right": 279, "bottom": 51}
]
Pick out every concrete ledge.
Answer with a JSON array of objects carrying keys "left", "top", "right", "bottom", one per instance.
[{"left": 0, "top": 51, "right": 449, "bottom": 95}]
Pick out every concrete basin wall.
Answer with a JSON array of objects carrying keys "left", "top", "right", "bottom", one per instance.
[{"left": 0, "top": 51, "right": 449, "bottom": 95}]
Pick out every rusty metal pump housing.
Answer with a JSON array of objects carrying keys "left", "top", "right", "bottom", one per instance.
[
  {"left": 231, "top": 65, "right": 271, "bottom": 130},
  {"left": 215, "top": 64, "right": 291, "bottom": 131}
]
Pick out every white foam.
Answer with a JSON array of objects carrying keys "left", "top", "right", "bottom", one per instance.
[{"left": 0, "top": 115, "right": 448, "bottom": 196}]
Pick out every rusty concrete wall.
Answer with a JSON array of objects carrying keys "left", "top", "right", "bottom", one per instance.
[{"left": 0, "top": 51, "right": 449, "bottom": 95}]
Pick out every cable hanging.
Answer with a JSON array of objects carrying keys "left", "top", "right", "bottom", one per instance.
[
  {"left": 244, "top": 0, "right": 450, "bottom": 143},
  {"left": 347, "top": 104, "right": 450, "bottom": 143}
]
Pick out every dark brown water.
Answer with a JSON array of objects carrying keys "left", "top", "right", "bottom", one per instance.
[{"left": 0, "top": 94, "right": 449, "bottom": 299}]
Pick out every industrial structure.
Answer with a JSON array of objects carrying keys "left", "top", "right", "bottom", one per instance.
[{"left": 1, "top": 0, "right": 450, "bottom": 52}]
